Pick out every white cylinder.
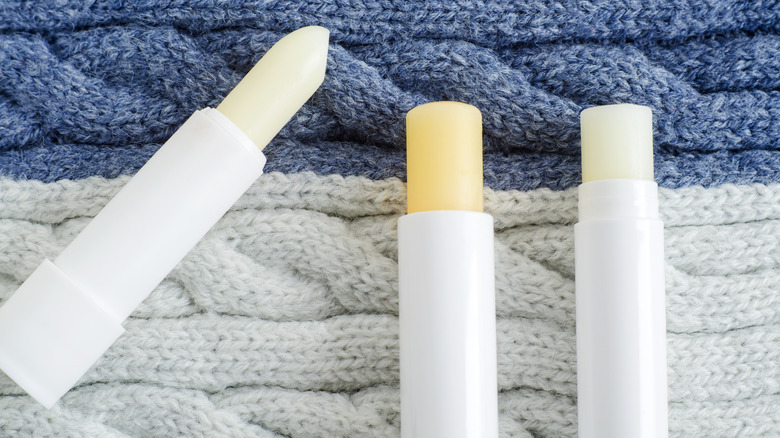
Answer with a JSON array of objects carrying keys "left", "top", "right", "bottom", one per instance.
[
  {"left": 398, "top": 210, "right": 497, "bottom": 438},
  {"left": 0, "top": 260, "right": 125, "bottom": 408},
  {"left": 575, "top": 179, "right": 668, "bottom": 438},
  {"left": 0, "top": 107, "right": 265, "bottom": 408},
  {"left": 55, "top": 108, "right": 266, "bottom": 321}
]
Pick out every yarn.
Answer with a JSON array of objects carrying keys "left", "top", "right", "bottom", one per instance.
[
  {"left": 1, "top": 1, "right": 779, "bottom": 436},
  {"left": 0, "top": 2, "right": 779, "bottom": 189},
  {"left": 0, "top": 172, "right": 777, "bottom": 436}
]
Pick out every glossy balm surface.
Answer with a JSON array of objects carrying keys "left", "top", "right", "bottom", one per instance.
[
  {"left": 581, "top": 103, "right": 654, "bottom": 182},
  {"left": 405, "top": 101, "right": 483, "bottom": 213},
  {"left": 218, "top": 26, "right": 329, "bottom": 149}
]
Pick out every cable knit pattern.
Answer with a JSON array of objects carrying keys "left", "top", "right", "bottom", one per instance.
[
  {"left": 0, "top": 172, "right": 777, "bottom": 437},
  {"left": 0, "top": 1, "right": 779, "bottom": 189},
  {"left": 1, "top": 2, "right": 778, "bottom": 436}
]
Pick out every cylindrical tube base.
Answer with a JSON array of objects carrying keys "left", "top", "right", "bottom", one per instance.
[
  {"left": 398, "top": 210, "right": 497, "bottom": 438},
  {"left": 55, "top": 108, "right": 265, "bottom": 321},
  {"left": 575, "top": 180, "right": 668, "bottom": 438},
  {"left": 0, "top": 260, "right": 124, "bottom": 408},
  {"left": 0, "top": 107, "right": 266, "bottom": 408}
]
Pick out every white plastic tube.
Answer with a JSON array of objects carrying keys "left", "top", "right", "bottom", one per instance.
[
  {"left": 399, "top": 101, "right": 497, "bottom": 438},
  {"left": 56, "top": 109, "right": 264, "bottom": 321},
  {"left": 398, "top": 210, "right": 497, "bottom": 438},
  {"left": 575, "top": 104, "right": 668, "bottom": 437},
  {"left": 0, "top": 109, "right": 264, "bottom": 408},
  {"left": 0, "top": 26, "right": 329, "bottom": 409}
]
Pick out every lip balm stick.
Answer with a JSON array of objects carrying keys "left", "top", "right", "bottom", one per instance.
[
  {"left": 0, "top": 26, "right": 329, "bottom": 408},
  {"left": 398, "top": 101, "right": 498, "bottom": 438},
  {"left": 575, "top": 103, "right": 668, "bottom": 437}
]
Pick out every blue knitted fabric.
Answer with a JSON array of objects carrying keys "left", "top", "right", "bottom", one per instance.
[
  {"left": 1, "top": 3, "right": 780, "bottom": 436},
  {"left": 1, "top": 1, "right": 779, "bottom": 190}
]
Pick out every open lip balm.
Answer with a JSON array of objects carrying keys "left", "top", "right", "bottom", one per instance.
[
  {"left": 0, "top": 26, "right": 329, "bottom": 408},
  {"left": 575, "top": 103, "right": 668, "bottom": 438},
  {"left": 398, "top": 101, "right": 498, "bottom": 437}
]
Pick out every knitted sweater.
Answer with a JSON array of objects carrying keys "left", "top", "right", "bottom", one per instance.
[{"left": 0, "top": 1, "right": 778, "bottom": 436}]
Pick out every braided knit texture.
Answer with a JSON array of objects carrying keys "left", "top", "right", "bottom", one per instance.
[
  {"left": 0, "top": 172, "right": 777, "bottom": 437},
  {"left": 1, "top": 1, "right": 778, "bottom": 436},
  {"left": 0, "top": 1, "right": 779, "bottom": 189}
]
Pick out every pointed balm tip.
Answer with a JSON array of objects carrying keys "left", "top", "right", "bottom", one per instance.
[{"left": 217, "top": 26, "right": 330, "bottom": 149}]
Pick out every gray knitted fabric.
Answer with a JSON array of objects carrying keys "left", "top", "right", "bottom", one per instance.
[{"left": 0, "top": 172, "right": 778, "bottom": 437}]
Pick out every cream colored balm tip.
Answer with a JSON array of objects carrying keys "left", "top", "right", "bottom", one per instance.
[
  {"left": 406, "top": 101, "right": 483, "bottom": 214},
  {"left": 580, "top": 103, "right": 654, "bottom": 183},
  {"left": 217, "top": 26, "right": 329, "bottom": 149}
]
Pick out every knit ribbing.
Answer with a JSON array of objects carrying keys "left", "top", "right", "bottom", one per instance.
[
  {"left": 1, "top": 4, "right": 779, "bottom": 188},
  {"left": 2, "top": 1, "right": 779, "bottom": 45},
  {"left": 0, "top": 172, "right": 777, "bottom": 437}
]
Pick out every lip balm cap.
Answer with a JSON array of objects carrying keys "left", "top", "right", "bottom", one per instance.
[
  {"left": 406, "top": 101, "right": 483, "bottom": 214},
  {"left": 580, "top": 103, "right": 654, "bottom": 183}
]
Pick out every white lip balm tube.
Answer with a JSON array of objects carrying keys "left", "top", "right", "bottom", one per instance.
[
  {"left": 0, "top": 26, "right": 329, "bottom": 408},
  {"left": 398, "top": 102, "right": 498, "bottom": 438},
  {"left": 575, "top": 104, "right": 668, "bottom": 437}
]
